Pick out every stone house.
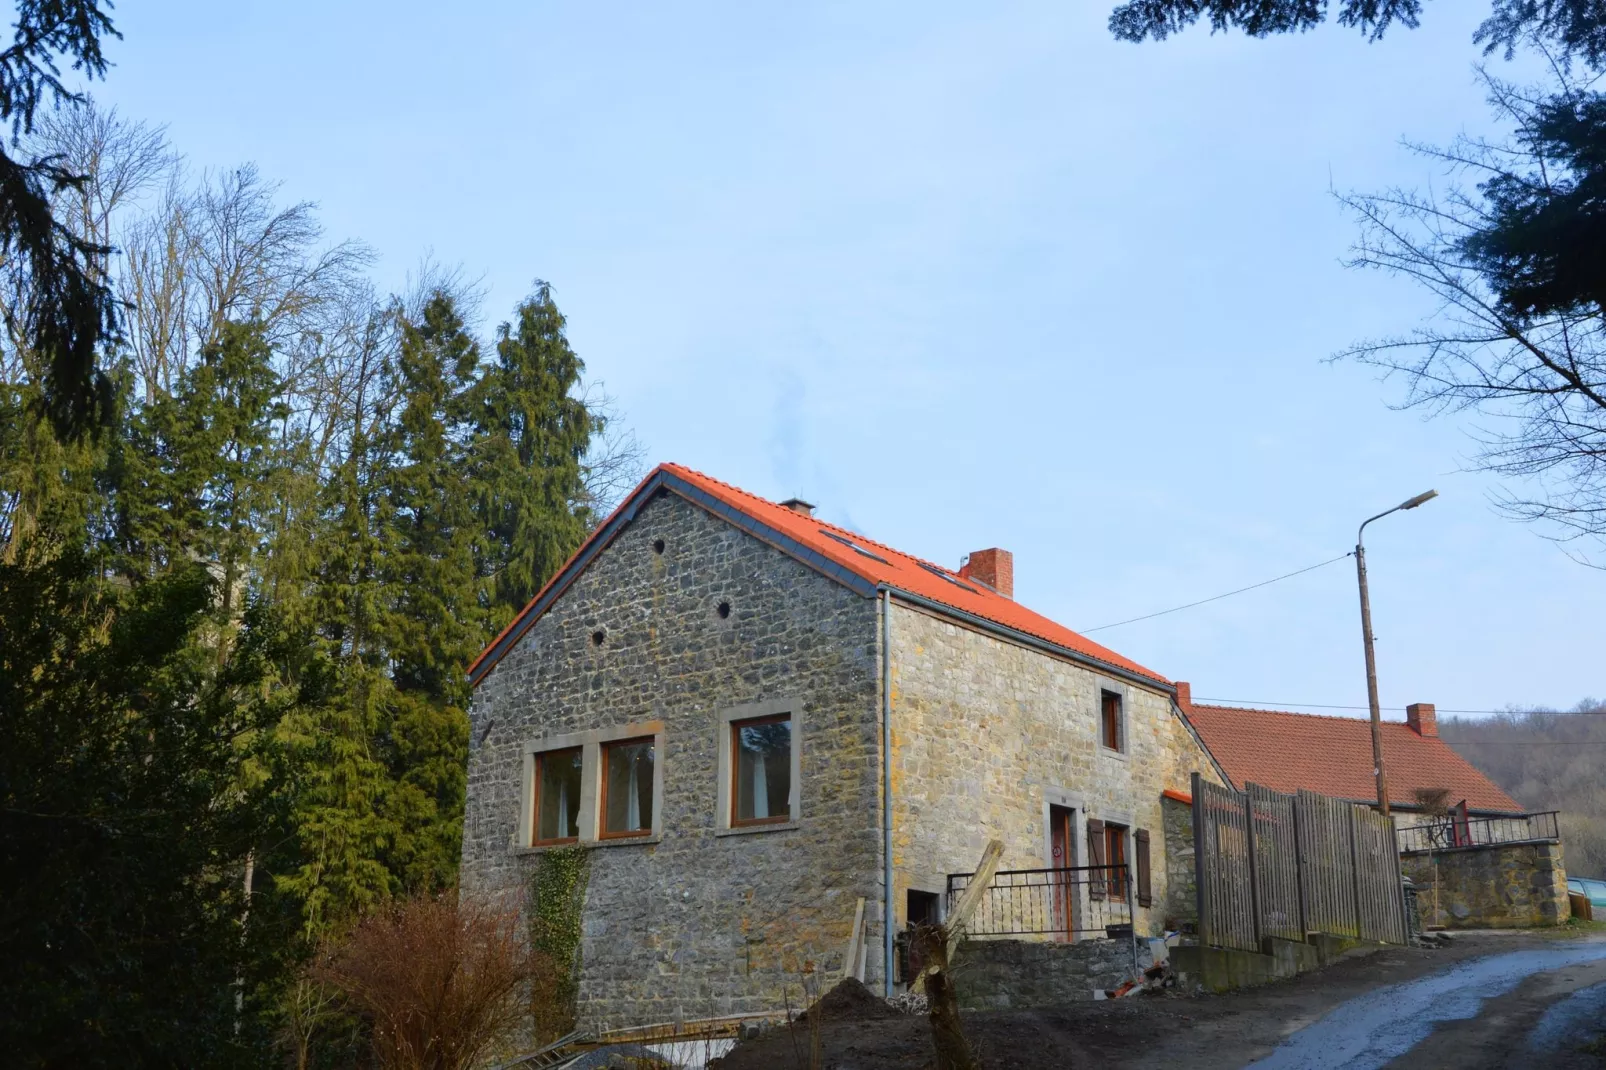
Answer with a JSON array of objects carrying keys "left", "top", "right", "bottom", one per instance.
[
  {"left": 1177, "top": 692, "right": 1566, "bottom": 929},
  {"left": 460, "top": 463, "right": 1226, "bottom": 1029}
]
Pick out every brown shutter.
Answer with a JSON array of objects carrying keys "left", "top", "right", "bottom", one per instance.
[
  {"left": 1135, "top": 828, "right": 1152, "bottom": 907},
  {"left": 1087, "top": 818, "right": 1106, "bottom": 901}
]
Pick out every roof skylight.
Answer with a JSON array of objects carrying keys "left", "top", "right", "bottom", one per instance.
[
  {"left": 819, "top": 528, "right": 889, "bottom": 563},
  {"left": 918, "top": 561, "right": 981, "bottom": 593}
]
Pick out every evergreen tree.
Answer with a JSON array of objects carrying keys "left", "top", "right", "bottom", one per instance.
[
  {"left": 378, "top": 293, "right": 482, "bottom": 894},
  {"left": 470, "top": 284, "right": 598, "bottom": 628},
  {"left": 0, "top": 546, "right": 295, "bottom": 1066},
  {"left": 113, "top": 321, "right": 288, "bottom": 608}
]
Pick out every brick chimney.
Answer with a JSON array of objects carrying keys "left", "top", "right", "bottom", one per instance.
[
  {"left": 779, "top": 497, "right": 815, "bottom": 517},
  {"left": 1175, "top": 681, "right": 1194, "bottom": 713},
  {"left": 1406, "top": 702, "right": 1437, "bottom": 738},
  {"left": 960, "top": 548, "right": 1013, "bottom": 598}
]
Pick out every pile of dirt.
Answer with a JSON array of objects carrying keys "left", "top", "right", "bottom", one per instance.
[{"left": 799, "top": 977, "right": 901, "bottom": 1022}]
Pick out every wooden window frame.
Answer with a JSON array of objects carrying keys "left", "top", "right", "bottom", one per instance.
[
  {"left": 598, "top": 736, "right": 655, "bottom": 841},
  {"left": 530, "top": 746, "right": 583, "bottom": 847},
  {"left": 1105, "top": 822, "right": 1129, "bottom": 901},
  {"left": 1100, "top": 689, "right": 1124, "bottom": 753},
  {"left": 730, "top": 713, "right": 793, "bottom": 828}
]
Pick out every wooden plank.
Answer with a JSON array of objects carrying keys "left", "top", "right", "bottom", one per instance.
[
  {"left": 841, "top": 897, "right": 866, "bottom": 984},
  {"left": 912, "top": 838, "right": 1005, "bottom": 993}
]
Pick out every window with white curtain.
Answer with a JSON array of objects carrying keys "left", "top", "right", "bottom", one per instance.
[
  {"left": 601, "top": 737, "right": 656, "bottom": 838},
  {"left": 532, "top": 747, "right": 583, "bottom": 845},
  {"left": 731, "top": 714, "right": 792, "bottom": 826}
]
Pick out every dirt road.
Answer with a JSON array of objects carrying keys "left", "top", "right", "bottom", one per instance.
[{"left": 712, "top": 931, "right": 1606, "bottom": 1070}]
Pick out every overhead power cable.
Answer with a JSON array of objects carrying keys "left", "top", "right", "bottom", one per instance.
[
  {"left": 1080, "top": 553, "right": 1353, "bottom": 634},
  {"left": 1196, "top": 698, "right": 1606, "bottom": 716}
]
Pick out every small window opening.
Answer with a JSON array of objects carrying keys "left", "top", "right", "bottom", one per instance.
[
  {"left": 591, "top": 629, "right": 606, "bottom": 647},
  {"left": 717, "top": 601, "right": 731, "bottom": 619},
  {"left": 1100, "top": 689, "right": 1123, "bottom": 751},
  {"left": 653, "top": 538, "right": 665, "bottom": 554},
  {"left": 907, "top": 889, "right": 941, "bottom": 928}
]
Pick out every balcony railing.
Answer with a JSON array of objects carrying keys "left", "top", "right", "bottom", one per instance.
[
  {"left": 945, "top": 865, "right": 1133, "bottom": 940},
  {"left": 1395, "top": 810, "right": 1559, "bottom": 855}
]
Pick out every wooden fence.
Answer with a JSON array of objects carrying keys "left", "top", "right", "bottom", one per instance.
[{"left": 1192, "top": 773, "right": 1408, "bottom": 952}]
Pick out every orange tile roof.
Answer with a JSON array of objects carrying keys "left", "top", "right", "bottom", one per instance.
[
  {"left": 469, "top": 462, "right": 1168, "bottom": 686},
  {"left": 1186, "top": 702, "right": 1522, "bottom": 814}
]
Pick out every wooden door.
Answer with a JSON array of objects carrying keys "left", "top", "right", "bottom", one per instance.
[{"left": 1050, "top": 805, "right": 1075, "bottom": 939}]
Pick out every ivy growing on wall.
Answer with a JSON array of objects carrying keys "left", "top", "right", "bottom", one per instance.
[{"left": 529, "top": 846, "right": 591, "bottom": 1040}]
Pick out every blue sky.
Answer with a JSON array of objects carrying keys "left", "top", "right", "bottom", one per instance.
[{"left": 93, "top": 1, "right": 1601, "bottom": 716}]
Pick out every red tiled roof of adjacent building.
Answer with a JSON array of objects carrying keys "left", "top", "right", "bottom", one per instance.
[
  {"left": 1185, "top": 701, "right": 1522, "bottom": 814},
  {"left": 469, "top": 462, "right": 1168, "bottom": 686}
]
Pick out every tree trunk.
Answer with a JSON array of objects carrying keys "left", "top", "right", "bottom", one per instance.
[{"left": 917, "top": 926, "right": 980, "bottom": 1070}]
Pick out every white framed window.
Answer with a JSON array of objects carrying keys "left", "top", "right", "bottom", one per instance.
[
  {"left": 518, "top": 720, "right": 664, "bottom": 848},
  {"left": 716, "top": 697, "right": 802, "bottom": 833}
]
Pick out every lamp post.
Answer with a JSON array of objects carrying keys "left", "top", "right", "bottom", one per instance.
[{"left": 1356, "top": 489, "right": 1438, "bottom": 816}]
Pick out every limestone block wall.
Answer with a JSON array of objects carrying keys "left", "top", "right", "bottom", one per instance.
[
  {"left": 1401, "top": 841, "right": 1568, "bottom": 929},
  {"left": 463, "top": 492, "right": 883, "bottom": 1030},
  {"left": 1161, "top": 794, "right": 1197, "bottom": 929},
  {"left": 887, "top": 602, "right": 1221, "bottom": 938}
]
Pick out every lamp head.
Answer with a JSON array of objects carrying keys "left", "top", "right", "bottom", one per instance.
[{"left": 1399, "top": 489, "right": 1439, "bottom": 510}]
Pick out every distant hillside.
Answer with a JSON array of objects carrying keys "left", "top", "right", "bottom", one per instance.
[{"left": 1440, "top": 700, "right": 1606, "bottom": 879}]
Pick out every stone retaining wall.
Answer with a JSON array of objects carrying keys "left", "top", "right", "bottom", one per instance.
[
  {"left": 952, "top": 939, "right": 1141, "bottom": 1010},
  {"left": 1401, "top": 841, "right": 1567, "bottom": 929}
]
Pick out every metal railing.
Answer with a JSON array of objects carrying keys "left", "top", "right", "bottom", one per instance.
[
  {"left": 945, "top": 865, "right": 1134, "bottom": 940},
  {"left": 1395, "top": 810, "right": 1559, "bottom": 854}
]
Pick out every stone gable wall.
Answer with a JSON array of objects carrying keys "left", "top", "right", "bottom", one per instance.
[
  {"left": 887, "top": 602, "right": 1221, "bottom": 938},
  {"left": 463, "top": 491, "right": 883, "bottom": 1030}
]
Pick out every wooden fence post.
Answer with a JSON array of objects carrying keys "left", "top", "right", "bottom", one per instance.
[
  {"left": 1347, "top": 805, "right": 1366, "bottom": 940},
  {"left": 1243, "top": 787, "right": 1262, "bottom": 947},
  {"left": 1192, "top": 772, "right": 1210, "bottom": 947},
  {"left": 1292, "top": 792, "right": 1309, "bottom": 938}
]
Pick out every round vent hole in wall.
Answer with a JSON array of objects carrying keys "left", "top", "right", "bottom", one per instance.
[
  {"left": 653, "top": 538, "right": 665, "bottom": 554},
  {"left": 717, "top": 601, "right": 731, "bottom": 619},
  {"left": 592, "top": 630, "right": 606, "bottom": 647}
]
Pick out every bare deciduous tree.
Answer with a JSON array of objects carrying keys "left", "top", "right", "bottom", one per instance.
[{"left": 1339, "top": 67, "right": 1606, "bottom": 558}]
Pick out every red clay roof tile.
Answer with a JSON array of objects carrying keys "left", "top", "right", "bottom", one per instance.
[
  {"left": 1186, "top": 703, "right": 1521, "bottom": 814},
  {"left": 469, "top": 462, "right": 1169, "bottom": 685}
]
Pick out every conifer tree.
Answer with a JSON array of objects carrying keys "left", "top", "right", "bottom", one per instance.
[{"left": 469, "top": 284, "right": 598, "bottom": 627}]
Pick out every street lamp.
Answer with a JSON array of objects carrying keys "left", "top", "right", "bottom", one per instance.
[{"left": 1356, "top": 489, "right": 1438, "bottom": 816}]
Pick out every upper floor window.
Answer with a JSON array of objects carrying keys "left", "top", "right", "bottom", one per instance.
[
  {"left": 732, "top": 714, "right": 792, "bottom": 826},
  {"left": 533, "top": 747, "right": 583, "bottom": 845},
  {"left": 601, "top": 737, "right": 655, "bottom": 838},
  {"left": 1100, "top": 689, "right": 1124, "bottom": 752}
]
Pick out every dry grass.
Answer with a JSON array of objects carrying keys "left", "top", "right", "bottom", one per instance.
[{"left": 316, "top": 892, "right": 537, "bottom": 1070}]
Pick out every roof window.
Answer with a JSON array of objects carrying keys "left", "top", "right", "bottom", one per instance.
[
  {"left": 918, "top": 562, "right": 981, "bottom": 592},
  {"left": 819, "top": 529, "right": 889, "bottom": 563}
]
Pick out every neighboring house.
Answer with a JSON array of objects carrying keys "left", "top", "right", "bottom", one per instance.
[
  {"left": 1175, "top": 685, "right": 1523, "bottom": 816},
  {"left": 460, "top": 463, "right": 1224, "bottom": 1029},
  {"left": 1175, "top": 691, "right": 1568, "bottom": 930}
]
